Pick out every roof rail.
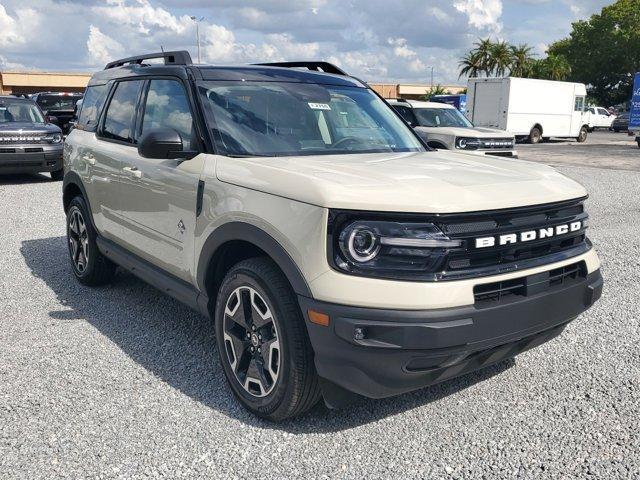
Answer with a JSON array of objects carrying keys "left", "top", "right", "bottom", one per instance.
[
  {"left": 252, "top": 61, "right": 348, "bottom": 76},
  {"left": 104, "top": 51, "right": 192, "bottom": 70}
]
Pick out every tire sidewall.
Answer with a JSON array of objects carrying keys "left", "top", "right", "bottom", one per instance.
[
  {"left": 214, "top": 267, "right": 296, "bottom": 416},
  {"left": 529, "top": 128, "right": 541, "bottom": 144},
  {"left": 577, "top": 127, "right": 588, "bottom": 143}
]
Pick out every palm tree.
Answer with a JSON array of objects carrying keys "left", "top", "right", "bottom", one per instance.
[
  {"left": 489, "top": 41, "right": 512, "bottom": 77},
  {"left": 474, "top": 37, "right": 494, "bottom": 76},
  {"left": 509, "top": 44, "right": 535, "bottom": 77},
  {"left": 458, "top": 51, "right": 483, "bottom": 78}
]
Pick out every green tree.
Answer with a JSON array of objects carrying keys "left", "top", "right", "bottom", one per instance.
[
  {"left": 530, "top": 54, "right": 572, "bottom": 81},
  {"left": 489, "top": 41, "right": 513, "bottom": 77},
  {"left": 547, "top": 0, "right": 640, "bottom": 105},
  {"left": 509, "top": 44, "right": 536, "bottom": 77},
  {"left": 421, "top": 84, "right": 450, "bottom": 101},
  {"left": 458, "top": 51, "right": 483, "bottom": 78}
]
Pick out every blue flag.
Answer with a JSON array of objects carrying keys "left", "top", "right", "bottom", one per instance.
[{"left": 631, "top": 72, "right": 640, "bottom": 129}]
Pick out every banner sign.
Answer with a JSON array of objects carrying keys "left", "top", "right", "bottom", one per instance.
[{"left": 630, "top": 72, "right": 640, "bottom": 129}]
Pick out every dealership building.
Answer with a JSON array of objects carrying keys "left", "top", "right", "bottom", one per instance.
[
  {"left": 0, "top": 71, "right": 91, "bottom": 96},
  {"left": 369, "top": 83, "right": 465, "bottom": 100}
]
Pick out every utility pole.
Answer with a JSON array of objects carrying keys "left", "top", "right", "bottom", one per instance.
[{"left": 190, "top": 16, "right": 204, "bottom": 64}]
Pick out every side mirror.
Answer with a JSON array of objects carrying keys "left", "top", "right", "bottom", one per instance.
[
  {"left": 138, "top": 128, "right": 184, "bottom": 159},
  {"left": 47, "top": 115, "right": 59, "bottom": 125}
]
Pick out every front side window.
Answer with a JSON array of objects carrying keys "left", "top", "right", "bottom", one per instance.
[
  {"left": 101, "top": 80, "right": 143, "bottom": 143},
  {"left": 0, "top": 101, "right": 44, "bottom": 123},
  {"left": 141, "top": 79, "right": 194, "bottom": 150},
  {"left": 198, "top": 81, "right": 424, "bottom": 157},
  {"left": 413, "top": 108, "right": 473, "bottom": 128},
  {"left": 78, "top": 84, "right": 108, "bottom": 131}
]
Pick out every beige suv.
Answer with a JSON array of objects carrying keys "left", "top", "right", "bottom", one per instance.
[{"left": 62, "top": 51, "right": 603, "bottom": 421}]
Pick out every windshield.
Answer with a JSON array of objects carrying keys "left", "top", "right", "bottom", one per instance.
[
  {"left": 198, "top": 81, "right": 424, "bottom": 157},
  {"left": 36, "top": 95, "right": 81, "bottom": 111},
  {"left": 414, "top": 107, "right": 473, "bottom": 128},
  {"left": 0, "top": 101, "right": 45, "bottom": 123}
]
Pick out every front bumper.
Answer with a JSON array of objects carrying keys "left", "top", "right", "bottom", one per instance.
[
  {"left": 0, "top": 144, "right": 63, "bottom": 174},
  {"left": 301, "top": 268, "right": 602, "bottom": 399}
]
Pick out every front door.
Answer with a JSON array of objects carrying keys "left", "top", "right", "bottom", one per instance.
[{"left": 116, "top": 78, "right": 203, "bottom": 282}]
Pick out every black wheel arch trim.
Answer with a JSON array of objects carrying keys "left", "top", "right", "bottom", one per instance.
[
  {"left": 62, "top": 171, "right": 98, "bottom": 230},
  {"left": 197, "top": 222, "right": 313, "bottom": 298}
]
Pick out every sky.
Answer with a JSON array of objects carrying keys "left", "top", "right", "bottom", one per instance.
[{"left": 0, "top": 0, "right": 613, "bottom": 84}]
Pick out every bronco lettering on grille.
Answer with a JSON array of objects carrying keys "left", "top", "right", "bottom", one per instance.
[{"left": 474, "top": 221, "right": 583, "bottom": 249}]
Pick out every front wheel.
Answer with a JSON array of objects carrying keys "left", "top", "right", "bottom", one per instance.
[
  {"left": 577, "top": 126, "right": 588, "bottom": 143},
  {"left": 66, "top": 196, "right": 116, "bottom": 286},
  {"left": 214, "top": 257, "right": 321, "bottom": 421}
]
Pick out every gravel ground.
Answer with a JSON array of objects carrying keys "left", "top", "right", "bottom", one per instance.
[{"left": 0, "top": 165, "right": 639, "bottom": 479}]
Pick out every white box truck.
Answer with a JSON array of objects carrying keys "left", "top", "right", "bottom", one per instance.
[{"left": 466, "top": 77, "right": 590, "bottom": 144}]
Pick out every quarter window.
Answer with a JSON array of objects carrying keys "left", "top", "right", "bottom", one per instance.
[
  {"left": 141, "top": 79, "right": 194, "bottom": 150},
  {"left": 102, "top": 80, "right": 143, "bottom": 144}
]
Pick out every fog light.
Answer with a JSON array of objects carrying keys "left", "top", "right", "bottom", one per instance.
[{"left": 354, "top": 327, "right": 365, "bottom": 341}]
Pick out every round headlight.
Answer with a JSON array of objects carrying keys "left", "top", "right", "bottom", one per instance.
[
  {"left": 347, "top": 227, "right": 380, "bottom": 262},
  {"left": 458, "top": 138, "right": 467, "bottom": 149},
  {"left": 48, "top": 133, "right": 62, "bottom": 144}
]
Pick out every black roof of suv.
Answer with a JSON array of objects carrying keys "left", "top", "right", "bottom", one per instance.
[{"left": 88, "top": 50, "right": 366, "bottom": 89}]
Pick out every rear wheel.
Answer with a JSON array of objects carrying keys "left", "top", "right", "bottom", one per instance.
[
  {"left": 528, "top": 127, "right": 542, "bottom": 144},
  {"left": 66, "top": 196, "right": 116, "bottom": 286},
  {"left": 577, "top": 126, "right": 588, "bottom": 143},
  {"left": 214, "top": 257, "right": 321, "bottom": 421}
]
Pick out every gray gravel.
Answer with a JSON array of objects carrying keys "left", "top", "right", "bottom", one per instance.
[{"left": 0, "top": 166, "right": 638, "bottom": 479}]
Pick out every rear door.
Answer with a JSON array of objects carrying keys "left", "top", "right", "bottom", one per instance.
[
  {"left": 470, "top": 80, "right": 503, "bottom": 128},
  {"left": 116, "top": 77, "right": 203, "bottom": 281}
]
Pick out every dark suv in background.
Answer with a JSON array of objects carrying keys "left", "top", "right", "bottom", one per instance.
[
  {"left": 0, "top": 96, "right": 64, "bottom": 180},
  {"left": 31, "top": 92, "right": 83, "bottom": 136}
]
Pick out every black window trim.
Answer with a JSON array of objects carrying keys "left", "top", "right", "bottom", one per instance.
[{"left": 76, "top": 83, "right": 109, "bottom": 132}]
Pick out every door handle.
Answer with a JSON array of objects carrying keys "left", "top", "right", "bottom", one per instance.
[
  {"left": 81, "top": 153, "right": 96, "bottom": 165},
  {"left": 122, "top": 166, "right": 143, "bottom": 179}
]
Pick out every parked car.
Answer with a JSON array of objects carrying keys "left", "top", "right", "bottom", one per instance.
[
  {"left": 0, "top": 96, "right": 64, "bottom": 179},
  {"left": 466, "top": 77, "right": 590, "bottom": 144},
  {"left": 584, "top": 106, "right": 615, "bottom": 131},
  {"left": 31, "top": 92, "right": 83, "bottom": 136},
  {"left": 388, "top": 99, "right": 517, "bottom": 158},
  {"left": 63, "top": 51, "right": 602, "bottom": 421},
  {"left": 611, "top": 113, "right": 630, "bottom": 133}
]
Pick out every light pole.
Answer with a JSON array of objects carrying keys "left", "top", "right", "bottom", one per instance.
[{"left": 190, "top": 16, "right": 204, "bottom": 64}]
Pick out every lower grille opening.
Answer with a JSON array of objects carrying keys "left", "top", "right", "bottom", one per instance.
[{"left": 474, "top": 261, "right": 587, "bottom": 306}]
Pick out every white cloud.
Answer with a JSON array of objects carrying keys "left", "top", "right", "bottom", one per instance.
[
  {"left": 454, "top": 0, "right": 503, "bottom": 33},
  {"left": 86, "top": 25, "right": 124, "bottom": 66}
]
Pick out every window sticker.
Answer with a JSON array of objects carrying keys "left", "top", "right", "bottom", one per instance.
[{"left": 308, "top": 103, "right": 331, "bottom": 110}]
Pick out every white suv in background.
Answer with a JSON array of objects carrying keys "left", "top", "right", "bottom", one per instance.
[
  {"left": 584, "top": 106, "right": 615, "bottom": 131},
  {"left": 389, "top": 99, "right": 517, "bottom": 158}
]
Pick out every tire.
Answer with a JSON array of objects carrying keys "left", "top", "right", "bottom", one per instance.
[
  {"left": 214, "top": 257, "right": 321, "bottom": 421},
  {"left": 614, "top": 129, "right": 620, "bottom": 133},
  {"left": 50, "top": 169, "right": 64, "bottom": 181},
  {"left": 576, "top": 126, "right": 588, "bottom": 143},
  {"left": 528, "top": 127, "right": 542, "bottom": 144},
  {"left": 66, "top": 196, "right": 116, "bottom": 286}
]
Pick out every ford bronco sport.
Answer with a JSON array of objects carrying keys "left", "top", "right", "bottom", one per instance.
[
  {"left": 0, "top": 96, "right": 64, "bottom": 179},
  {"left": 62, "top": 51, "right": 603, "bottom": 421}
]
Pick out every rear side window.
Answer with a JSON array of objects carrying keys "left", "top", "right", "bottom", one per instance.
[
  {"left": 101, "top": 81, "right": 143, "bottom": 143},
  {"left": 393, "top": 105, "right": 417, "bottom": 125},
  {"left": 77, "top": 84, "right": 109, "bottom": 131},
  {"left": 141, "top": 79, "right": 194, "bottom": 150}
]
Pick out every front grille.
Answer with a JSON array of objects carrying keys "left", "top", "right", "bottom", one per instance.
[
  {"left": 479, "top": 138, "right": 514, "bottom": 150},
  {"left": 0, "top": 134, "right": 50, "bottom": 145},
  {"left": 435, "top": 198, "right": 590, "bottom": 280},
  {"left": 474, "top": 261, "right": 586, "bottom": 306}
]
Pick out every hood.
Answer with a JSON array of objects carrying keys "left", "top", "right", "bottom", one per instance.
[
  {"left": 215, "top": 151, "right": 587, "bottom": 214},
  {"left": 0, "top": 122, "right": 61, "bottom": 134},
  {"left": 415, "top": 126, "right": 513, "bottom": 138}
]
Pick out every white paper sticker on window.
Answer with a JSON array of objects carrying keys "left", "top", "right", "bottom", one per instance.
[{"left": 308, "top": 103, "right": 331, "bottom": 110}]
